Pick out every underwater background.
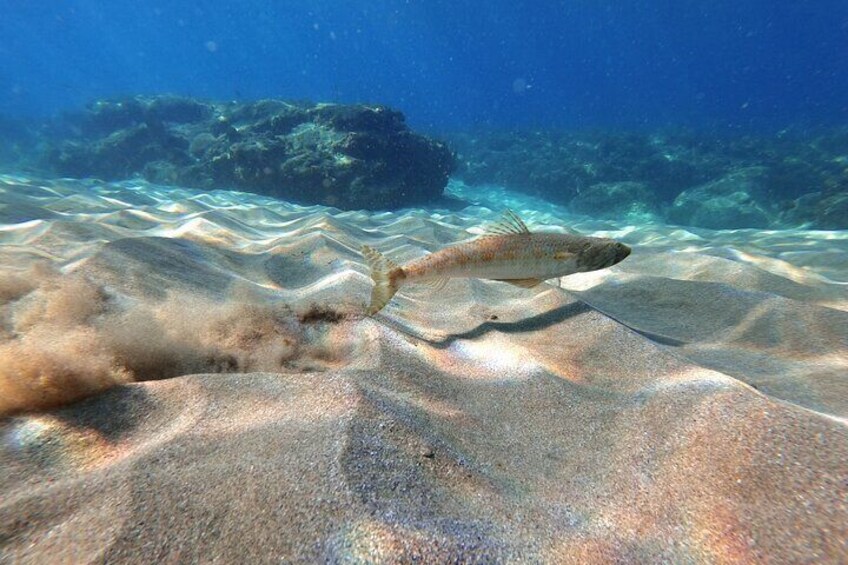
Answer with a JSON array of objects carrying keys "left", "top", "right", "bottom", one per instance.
[
  {"left": 1, "top": 1, "right": 847, "bottom": 228},
  {"left": 1, "top": 2, "right": 847, "bottom": 563},
  {"left": 3, "top": 1, "right": 848, "bottom": 130}
]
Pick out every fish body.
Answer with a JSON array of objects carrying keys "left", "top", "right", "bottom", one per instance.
[{"left": 362, "top": 210, "right": 631, "bottom": 315}]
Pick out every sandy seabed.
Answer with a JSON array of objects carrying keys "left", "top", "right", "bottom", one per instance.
[{"left": 0, "top": 175, "right": 846, "bottom": 563}]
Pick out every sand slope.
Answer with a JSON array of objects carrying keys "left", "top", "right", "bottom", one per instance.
[{"left": 1, "top": 176, "right": 847, "bottom": 562}]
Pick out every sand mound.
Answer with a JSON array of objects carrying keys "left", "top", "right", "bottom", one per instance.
[{"left": 1, "top": 176, "right": 846, "bottom": 562}]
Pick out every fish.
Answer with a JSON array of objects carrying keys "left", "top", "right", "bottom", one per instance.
[{"left": 361, "top": 209, "right": 631, "bottom": 315}]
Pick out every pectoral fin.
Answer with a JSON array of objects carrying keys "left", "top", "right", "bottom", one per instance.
[
  {"left": 495, "top": 278, "right": 543, "bottom": 288},
  {"left": 421, "top": 277, "right": 450, "bottom": 291}
]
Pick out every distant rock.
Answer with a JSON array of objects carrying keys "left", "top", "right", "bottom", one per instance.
[
  {"left": 5, "top": 103, "right": 848, "bottom": 226},
  {"left": 782, "top": 192, "right": 848, "bottom": 229},
  {"left": 0, "top": 115, "right": 38, "bottom": 169},
  {"left": 569, "top": 181, "right": 659, "bottom": 220},
  {"left": 668, "top": 168, "right": 772, "bottom": 229},
  {"left": 448, "top": 130, "right": 723, "bottom": 204},
  {"left": 447, "top": 128, "right": 848, "bottom": 229},
  {"left": 46, "top": 96, "right": 456, "bottom": 210}
]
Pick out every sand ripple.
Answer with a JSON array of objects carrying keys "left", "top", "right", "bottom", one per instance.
[{"left": 1, "top": 175, "right": 846, "bottom": 562}]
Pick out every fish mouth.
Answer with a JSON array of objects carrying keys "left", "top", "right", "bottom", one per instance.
[{"left": 614, "top": 242, "right": 631, "bottom": 264}]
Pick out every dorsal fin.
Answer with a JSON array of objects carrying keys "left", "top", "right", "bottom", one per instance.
[
  {"left": 483, "top": 209, "right": 531, "bottom": 237},
  {"left": 421, "top": 277, "right": 450, "bottom": 291}
]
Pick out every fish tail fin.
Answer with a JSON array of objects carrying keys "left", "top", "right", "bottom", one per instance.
[{"left": 361, "top": 245, "right": 406, "bottom": 315}]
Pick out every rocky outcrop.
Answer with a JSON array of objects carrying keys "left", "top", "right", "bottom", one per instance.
[
  {"left": 449, "top": 130, "right": 723, "bottom": 204},
  {"left": 569, "top": 181, "right": 659, "bottom": 221},
  {"left": 783, "top": 192, "right": 848, "bottom": 229},
  {"left": 47, "top": 96, "right": 456, "bottom": 210},
  {"left": 449, "top": 129, "right": 848, "bottom": 229},
  {"left": 668, "top": 168, "right": 773, "bottom": 229},
  {"left": 3, "top": 101, "right": 846, "bottom": 228}
]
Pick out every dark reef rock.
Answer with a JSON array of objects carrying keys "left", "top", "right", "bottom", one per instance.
[
  {"left": 45, "top": 96, "right": 456, "bottom": 209},
  {"left": 569, "top": 181, "right": 658, "bottom": 220},
  {"left": 78, "top": 96, "right": 212, "bottom": 137},
  {"left": 53, "top": 121, "right": 190, "bottom": 179},
  {"left": 782, "top": 192, "right": 848, "bottom": 229},
  {"left": 3, "top": 100, "right": 847, "bottom": 228},
  {"left": 668, "top": 168, "right": 772, "bottom": 229},
  {"left": 449, "top": 130, "right": 723, "bottom": 204},
  {"left": 448, "top": 129, "right": 848, "bottom": 229},
  {"left": 0, "top": 115, "right": 39, "bottom": 169}
]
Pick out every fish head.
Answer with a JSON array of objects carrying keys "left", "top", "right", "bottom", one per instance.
[
  {"left": 578, "top": 238, "right": 631, "bottom": 271},
  {"left": 612, "top": 241, "right": 632, "bottom": 265}
]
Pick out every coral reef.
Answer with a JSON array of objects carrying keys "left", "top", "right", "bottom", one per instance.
[
  {"left": 1, "top": 101, "right": 846, "bottom": 228},
  {"left": 449, "top": 129, "right": 848, "bottom": 229},
  {"left": 45, "top": 96, "right": 456, "bottom": 209}
]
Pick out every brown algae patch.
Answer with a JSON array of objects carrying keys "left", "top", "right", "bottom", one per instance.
[{"left": 0, "top": 272, "right": 366, "bottom": 415}]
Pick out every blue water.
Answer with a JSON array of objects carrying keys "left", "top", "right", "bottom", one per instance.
[{"left": 2, "top": 1, "right": 847, "bottom": 131}]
